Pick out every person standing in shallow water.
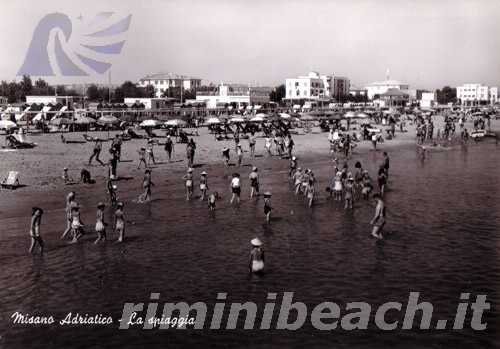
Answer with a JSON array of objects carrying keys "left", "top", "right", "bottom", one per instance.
[
  {"left": 29, "top": 207, "right": 44, "bottom": 255},
  {"left": 61, "top": 191, "right": 76, "bottom": 239},
  {"left": 114, "top": 202, "right": 125, "bottom": 243},
  {"left": 164, "top": 135, "right": 174, "bottom": 162},
  {"left": 183, "top": 168, "right": 194, "bottom": 201},
  {"left": 263, "top": 192, "right": 272, "bottom": 223},
  {"left": 249, "top": 166, "right": 259, "bottom": 198},
  {"left": 199, "top": 171, "right": 208, "bottom": 201},
  {"left": 230, "top": 173, "right": 241, "bottom": 204},
  {"left": 370, "top": 193, "right": 386, "bottom": 239},
  {"left": 94, "top": 202, "right": 106, "bottom": 244},
  {"left": 382, "top": 152, "right": 390, "bottom": 179},
  {"left": 249, "top": 238, "right": 265, "bottom": 274}
]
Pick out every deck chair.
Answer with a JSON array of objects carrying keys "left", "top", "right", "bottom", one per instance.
[{"left": 1, "top": 171, "right": 20, "bottom": 189}]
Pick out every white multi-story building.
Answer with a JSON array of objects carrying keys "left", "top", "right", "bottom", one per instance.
[
  {"left": 285, "top": 72, "right": 350, "bottom": 101},
  {"left": 364, "top": 79, "right": 409, "bottom": 100},
  {"left": 138, "top": 73, "right": 202, "bottom": 98},
  {"left": 420, "top": 92, "right": 436, "bottom": 108},
  {"left": 457, "top": 84, "right": 498, "bottom": 105}
]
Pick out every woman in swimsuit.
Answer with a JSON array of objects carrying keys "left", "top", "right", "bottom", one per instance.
[
  {"left": 263, "top": 192, "right": 272, "bottom": 223},
  {"left": 199, "top": 171, "right": 208, "bottom": 201},
  {"left": 183, "top": 168, "right": 194, "bottom": 201},
  {"left": 61, "top": 191, "right": 76, "bottom": 239},
  {"left": 29, "top": 207, "right": 44, "bottom": 255},
  {"left": 370, "top": 193, "right": 386, "bottom": 239},
  {"left": 70, "top": 203, "right": 84, "bottom": 243},
  {"left": 344, "top": 176, "right": 354, "bottom": 209},
  {"left": 306, "top": 178, "right": 315, "bottom": 207},
  {"left": 249, "top": 238, "right": 265, "bottom": 274},
  {"left": 249, "top": 167, "right": 259, "bottom": 198},
  {"left": 114, "top": 202, "right": 125, "bottom": 243},
  {"left": 94, "top": 202, "right": 106, "bottom": 244},
  {"left": 230, "top": 173, "right": 241, "bottom": 204},
  {"left": 139, "top": 169, "right": 154, "bottom": 202}
]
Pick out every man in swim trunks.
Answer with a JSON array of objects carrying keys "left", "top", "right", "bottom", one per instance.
[{"left": 370, "top": 193, "right": 385, "bottom": 239}]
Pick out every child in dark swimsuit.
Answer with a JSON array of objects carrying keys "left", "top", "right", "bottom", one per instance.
[{"left": 263, "top": 192, "right": 272, "bottom": 223}]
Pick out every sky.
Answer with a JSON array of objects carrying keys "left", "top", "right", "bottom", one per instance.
[{"left": 1, "top": 0, "right": 499, "bottom": 89}]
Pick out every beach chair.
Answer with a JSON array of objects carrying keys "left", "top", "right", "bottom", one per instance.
[{"left": 1, "top": 171, "right": 20, "bottom": 189}]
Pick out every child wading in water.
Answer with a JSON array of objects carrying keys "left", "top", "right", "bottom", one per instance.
[
  {"left": 249, "top": 238, "right": 265, "bottom": 274},
  {"left": 344, "top": 175, "right": 354, "bottom": 209},
  {"left": 249, "top": 167, "right": 259, "bottom": 198},
  {"left": 139, "top": 169, "right": 155, "bottom": 202},
  {"left": 208, "top": 192, "right": 218, "bottom": 211},
  {"left": 94, "top": 202, "right": 106, "bottom": 244},
  {"left": 29, "top": 207, "right": 44, "bottom": 255},
  {"left": 230, "top": 173, "right": 241, "bottom": 204},
  {"left": 114, "top": 202, "right": 125, "bottom": 243},
  {"left": 70, "top": 203, "right": 84, "bottom": 243},
  {"left": 263, "top": 192, "right": 272, "bottom": 223},
  {"left": 199, "top": 171, "right": 208, "bottom": 201},
  {"left": 183, "top": 168, "right": 194, "bottom": 201}
]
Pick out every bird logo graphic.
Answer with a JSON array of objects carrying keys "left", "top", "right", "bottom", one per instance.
[{"left": 18, "top": 12, "right": 132, "bottom": 76}]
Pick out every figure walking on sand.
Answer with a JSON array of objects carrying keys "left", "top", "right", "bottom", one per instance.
[
  {"left": 137, "top": 147, "right": 147, "bottom": 169},
  {"left": 249, "top": 238, "right": 265, "bottom": 274},
  {"left": 94, "top": 202, "right": 107, "bottom": 244},
  {"left": 370, "top": 193, "right": 386, "bottom": 239},
  {"left": 29, "top": 207, "right": 44, "bottom": 255},
  {"left": 164, "top": 135, "right": 174, "bottom": 162},
  {"left": 139, "top": 169, "right": 154, "bottom": 203},
  {"left": 88, "top": 139, "right": 104, "bottom": 166}
]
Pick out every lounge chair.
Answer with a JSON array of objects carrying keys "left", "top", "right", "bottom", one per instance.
[{"left": 1, "top": 171, "right": 20, "bottom": 189}]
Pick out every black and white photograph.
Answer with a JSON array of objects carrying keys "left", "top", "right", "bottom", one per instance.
[{"left": 0, "top": 0, "right": 499, "bottom": 348}]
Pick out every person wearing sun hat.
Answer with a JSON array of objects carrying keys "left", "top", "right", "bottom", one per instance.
[
  {"left": 263, "top": 192, "right": 272, "bottom": 223},
  {"left": 249, "top": 166, "right": 259, "bottom": 198},
  {"left": 249, "top": 237, "right": 265, "bottom": 274},
  {"left": 94, "top": 202, "right": 107, "bottom": 244},
  {"left": 199, "top": 171, "right": 209, "bottom": 201}
]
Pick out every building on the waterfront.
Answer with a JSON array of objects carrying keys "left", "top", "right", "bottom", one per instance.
[
  {"left": 138, "top": 73, "right": 202, "bottom": 98},
  {"left": 195, "top": 83, "right": 271, "bottom": 109},
  {"left": 284, "top": 71, "right": 350, "bottom": 104},
  {"left": 348, "top": 86, "right": 367, "bottom": 98},
  {"left": 376, "top": 88, "right": 409, "bottom": 108},
  {"left": 456, "top": 83, "right": 498, "bottom": 105},
  {"left": 25, "top": 95, "right": 84, "bottom": 108},
  {"left": 420, "top": 92, "right": 436, "bottom": 108},
  {"left": 123, "top": 97, "right": 175, "bottom": 110},
  {"left": 365, "top": 79, "right": 409, "bottom": 100}
]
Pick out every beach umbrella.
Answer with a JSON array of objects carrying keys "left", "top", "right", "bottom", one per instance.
[
  {"left": 0, "top": 119, "right": 18, "bottom": 130},
  {"left": 140, "top": 119, "right": 161, "bottom": 128},
  {"left": 250, "top": 116, "right": 264, "bottom": 122},
  {"left": 279, "top": 113, "right": 291, "bottom": 119},
  {"left": 344, "top": 111, "right": 356, "bottom": 118},
  {"left": 206, "top": 117, "right": 221, "bottom": 125},
  {"left": 255, "top": 113, "right": 267, "bottom": 118},
  {"left": 97, "top": 115, "right": 120, "bottom": 125},
  {"left": 230, "top": 116, "right": 245, "bottom": 123},
  {"left": 165, "top": 119, "right": 187, "bottom": 127}
]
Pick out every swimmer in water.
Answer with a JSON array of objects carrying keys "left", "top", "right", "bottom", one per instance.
[
  {"left": 249, "top": 238, "right": 265, "bottom": 274},
  {"left": 183, "top": 168, "right": 194, "bottom": 201},
  {"left": 263, "top": 192, "right": 272, "bottom": 223},
  {"left": 370, "top": 193, "right": 386, "bottom": 239},
  {"left": 29, "top": 207, "right": 44, "bottom": 255},
  {"left": 249, "top": 166, "right": 260, "bottom": 198},
  {"left": 114, "top": 202, "right": 125, "bottom": 243},
  {"left": 94, "top": 202, "right": 107, "bottom": 244},
  {"left": 199, "top": 171, "right": 208, "bottom": 201}
]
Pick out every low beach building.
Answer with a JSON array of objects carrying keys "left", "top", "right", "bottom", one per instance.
[
  {"left": 376, "top": 88, "right": 409, "bottom": 108},
  {"left": 195, "top": 83, "right": 270, "bottom": 109},
  {"left": 456, "top": 84, "right": 498, "bottom": 106},
  {"left": 123, "top": 97, "right": 175, "bottom": 110},
  {"left": 364, "top": 79, "right": 409, "bottom": 100},
  {"left": 25, "top": 95, "right": 84, "bottom": 108},
  {"left": 138, "top": 73, "right": 202, "bottom": 98}
]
